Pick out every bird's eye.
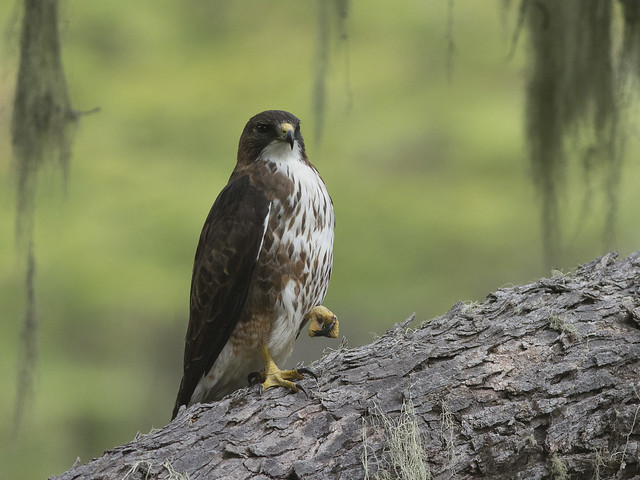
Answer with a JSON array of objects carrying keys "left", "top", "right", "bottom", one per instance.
[{"left": 255, "top": 123, "right": 270, "bottom": 134}]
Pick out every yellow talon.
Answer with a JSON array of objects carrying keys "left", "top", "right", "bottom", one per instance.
[
  {"left": 252, "top": 308, "right": 337, "bottom": 396},
  {"left": 258, "top": 344, "right": 312, "bottom": 393},
  {"left": 306, "top": 305, "right": 339, "bottom": 338}
]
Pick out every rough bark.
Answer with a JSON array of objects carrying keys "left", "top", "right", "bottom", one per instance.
[{"left": 50, "top": 252, "right": 640, "bottom": 480}]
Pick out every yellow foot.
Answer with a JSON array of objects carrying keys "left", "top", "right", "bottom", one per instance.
[
  {"left": 306, "top": 305, "right": 339, "bottom": 338},
  {"left": 251, "top": 345, "right": 317, "bottom": 395}
]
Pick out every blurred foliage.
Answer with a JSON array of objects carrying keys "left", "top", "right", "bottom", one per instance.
[
  {"left": 11, "top": 0, "right": 78, "bottom": 439},
  {"left": 1, "top": 1, "right": 639, "bottom": 479},
  {"left": 523, "top": 0, "right": 626, "bottom": 268}
]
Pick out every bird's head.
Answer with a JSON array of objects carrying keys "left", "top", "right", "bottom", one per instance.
[{"left": 237, "top": 110, "right": 306, "bottom": 165}]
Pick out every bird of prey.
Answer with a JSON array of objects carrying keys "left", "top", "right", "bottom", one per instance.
[{"left": 172, "top": 110, "right": 338, "bottom": 419}]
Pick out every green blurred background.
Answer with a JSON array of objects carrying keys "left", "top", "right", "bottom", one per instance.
[{"left": 1, "top": 1, "right": 639, "bottom": 478}]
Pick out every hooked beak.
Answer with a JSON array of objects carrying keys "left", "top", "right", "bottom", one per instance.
[{"left": 280, "top": 122, "right": 295, "bottom": 150}]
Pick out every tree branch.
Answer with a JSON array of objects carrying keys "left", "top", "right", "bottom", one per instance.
[{"left": 50, "top": 251, "right": 640, "bottom": 479}]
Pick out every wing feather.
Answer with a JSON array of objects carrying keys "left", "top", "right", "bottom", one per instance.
[{"left": 172, "top": 175, "right": 269, "bottom": 418}]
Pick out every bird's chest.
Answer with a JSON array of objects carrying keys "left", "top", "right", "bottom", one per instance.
[
  {"left": 253, "top": 164, "right": 334, "bottom": 354},
  {"left": 266, "top": 178, "right": 333, "bottom": 305}
]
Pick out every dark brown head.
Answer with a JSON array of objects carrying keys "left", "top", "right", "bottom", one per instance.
[{"left": 237, "top": 110, "right": 306, "bottom": 165}]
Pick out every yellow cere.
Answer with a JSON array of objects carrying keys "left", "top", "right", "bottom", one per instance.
[{"left": 281, "top": 122, "right": 294, "bottom": 135}]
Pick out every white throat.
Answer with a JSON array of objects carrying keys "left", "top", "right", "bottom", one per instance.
[
  {"left": 259, "top": 139, "right": 326, "bottom": 210},
  {"left": 260, "top": 140, "right": 302, "bottom": 166}
]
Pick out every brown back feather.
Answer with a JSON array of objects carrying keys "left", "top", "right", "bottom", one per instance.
[{"left": 172, "top": 175, "right": 269, "bottom": 418}]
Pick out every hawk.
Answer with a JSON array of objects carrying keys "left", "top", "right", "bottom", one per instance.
[{"left": 172, "top": 110, "right": 338, "bottom": 419}]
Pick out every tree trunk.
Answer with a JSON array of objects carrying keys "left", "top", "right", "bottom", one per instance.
[{"left": 50, "top": 252, "right": 640, "bottom": 480}]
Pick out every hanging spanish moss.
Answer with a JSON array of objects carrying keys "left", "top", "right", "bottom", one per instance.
[
  {"left": 446, "top": 0, "right": 456, "bottom": 82},
  {"left": 313, "top": 0, "right": 350, "bottom": 144},
  {"left": 11, "top": 0, "right": 77, "bottom": 434},
  {"left": 13, "top": 240, "right": 36, "bottom": 437},
  {"left": 12, "top": 0, "right": 76, "bottom": 238},
  {"left": 620, "top": 0, "right": 640, "bottom": 80},
  {"left": 519, "top": 0, "right": 634, "bottom": 268}
]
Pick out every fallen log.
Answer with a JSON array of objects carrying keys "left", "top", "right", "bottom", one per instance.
[{"left": 50, "top": 251, "right": 640, "bottom": 479}]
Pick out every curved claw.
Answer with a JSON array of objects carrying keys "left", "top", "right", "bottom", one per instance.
[
  {"left": 313, "top": 319, "right": 337, "bottom": 337},
  {"left": 296, "top": 367, "right": 318, "bottom": 381},
  {"left": 307, "top": 306, "right": 339, "bottom": 338},
  {"left": 296, "top": 383, "right": 309, "bottom": 398}
]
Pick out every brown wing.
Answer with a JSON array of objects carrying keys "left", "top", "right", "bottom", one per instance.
[{"left": 172, "top": 174, "right": 270, "bottom": 418}]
